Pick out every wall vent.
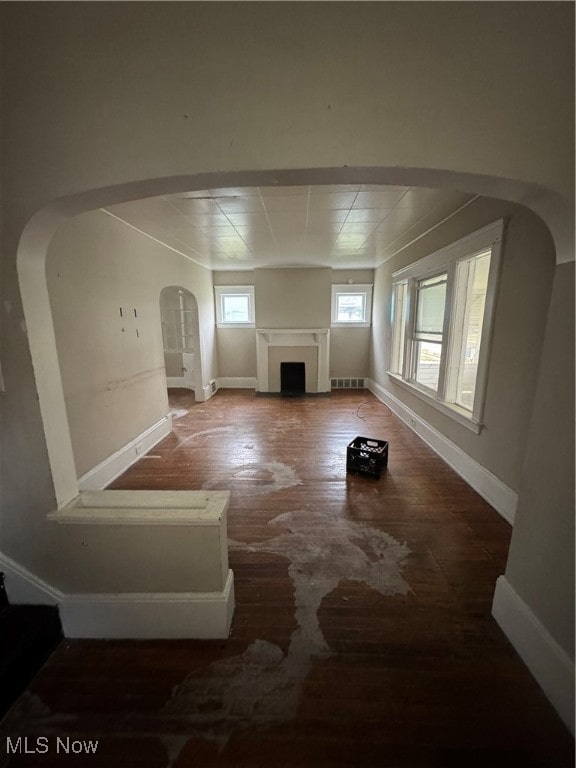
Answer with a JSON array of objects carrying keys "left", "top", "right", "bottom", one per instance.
[
  {"left": 210, "top": 379, "right": 217, "bottom": 394},
  {"left": 331, "top": 378, "right": 365, "bottom": 389}
]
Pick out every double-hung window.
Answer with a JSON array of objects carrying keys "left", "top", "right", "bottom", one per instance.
[
  {"left": 389, "top": 220, "right": 504, "bottom": 432},
  {"left": 412, "top": 272, "right": 448, "bottom": 393}
]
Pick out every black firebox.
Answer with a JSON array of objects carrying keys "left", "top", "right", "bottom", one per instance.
[{"left": 280, "top": 362, "right": 305, "bottom": 396}]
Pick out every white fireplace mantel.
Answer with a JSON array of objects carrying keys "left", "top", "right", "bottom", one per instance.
[{"left": 256, "top": 328, "right": 330, "bottom": 393}]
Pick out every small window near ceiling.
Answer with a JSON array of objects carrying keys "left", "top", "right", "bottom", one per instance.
[
  {"left": 331, "top": 284, "right": 373, "bottom": 327},
  {"left": 215, "top": 286, "right": 255, "bottom": 327}
]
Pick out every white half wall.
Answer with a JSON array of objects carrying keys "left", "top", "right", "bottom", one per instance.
[
  {"left": 0, "top": 552, "right": 234, "bottom": 639},
  {"left": 1, "top": 489, "right": 235, "bottom": 640},
  {"left": 61, "top": 569, "right": 235, "bottom": 640}
]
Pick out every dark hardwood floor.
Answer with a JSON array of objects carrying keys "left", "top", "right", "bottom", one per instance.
[{"left": 1, "top": 389, "right": 573, "bottom": 767}]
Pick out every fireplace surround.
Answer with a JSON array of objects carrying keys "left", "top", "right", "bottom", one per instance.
[{"left": 256, "top": 329, "right": 330, "bottom": 394}]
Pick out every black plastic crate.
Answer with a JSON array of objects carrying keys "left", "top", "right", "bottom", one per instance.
[{"left": 346, "top": 436, "right": 388, "bottom": 479}]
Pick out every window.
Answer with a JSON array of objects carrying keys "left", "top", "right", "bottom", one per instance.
[
  {"left": 389, "top": 220, "right": 504, "bottom": 432},
  {"left": 331, "top": 284, "right": 373, "bottom": 327},
  {"left": 412, "top": 273, "right": 447, "bottom": 393},
  {"left": 214, "top": 286, "right": 255, "bottom": 327},
  {"left": 390, "top": 281, "right": 407, "bottom": 374}
]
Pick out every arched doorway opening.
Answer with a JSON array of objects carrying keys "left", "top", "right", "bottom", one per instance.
[{"left": 16, "top": 166, "right": 566, "bottom": 509}]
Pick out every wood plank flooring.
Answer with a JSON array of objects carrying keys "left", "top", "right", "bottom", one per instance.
[{"left": 1, "top": 389, "right": 573, "bottom": 767}]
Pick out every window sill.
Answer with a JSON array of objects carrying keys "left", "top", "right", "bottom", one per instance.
[
  {"left": 331, "top": 322, "right": 371, "bottom": 329},
  {"left": 387, "top": 372, "right": 483, "bottom": 434},
  {"left": 216, "top": 323, "right": 255, "bottom": 329}
]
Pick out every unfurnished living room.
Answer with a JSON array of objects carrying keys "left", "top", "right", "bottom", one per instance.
[{"left": 0, "top": 2, "right": 574, "bottom": 767}]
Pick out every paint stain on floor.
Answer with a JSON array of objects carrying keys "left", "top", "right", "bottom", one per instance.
[
  {"left": 202, "top": 461, "right": 302, "bottom": 496},
  {"left": 1, "top": 452, "right": 410, "bottom": 766},
  {"left": 162, "top": 508, "right": 410, "bottom": 754},
  {"left": 169, "top": 408, "right": 189, "bottom": 420}
]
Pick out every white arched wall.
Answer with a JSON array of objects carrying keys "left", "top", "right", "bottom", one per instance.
[
  {"left": 16, "top": 165, "right": 570, "bottom": 509},
  {"left": 15, "top": 168, "right": 575, "bottom": 731}
]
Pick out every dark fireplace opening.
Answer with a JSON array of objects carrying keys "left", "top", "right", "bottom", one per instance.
[{"left": 280, "top": 362, "right": 305, "bottom": 396}]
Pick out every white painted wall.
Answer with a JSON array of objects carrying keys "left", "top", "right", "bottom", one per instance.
[
  {"left": 255, "top": 267, "right": 331, "bottom": 329},
  {"left": 330, "top": 328, "right": 370, "bottom": 379},
  {"left": 504, "top": 262, "right": 575, "bottom": 660},
  {"left": 213, "top": 268, "right": 373, "bottom": 382},
  {"left": 0, "top": 0, "right": 573, "bottom": 722},
  {"left": 370, "top": 198, "right": 556, "bottom": 494},
  {"left": 46, "top": 209, "right": 216, "bottom": 478}
]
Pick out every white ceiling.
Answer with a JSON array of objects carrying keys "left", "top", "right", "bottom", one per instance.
[{"left": 105, "top": 184, "right": 474, "bottom": 271}]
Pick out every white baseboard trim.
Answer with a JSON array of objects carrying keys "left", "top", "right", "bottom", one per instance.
[
  {"left": 78, "top": 415, "right": 173, "bottom": 492},
  {"left": 366, "top": 378, "right": 517, "bottom": 524},
  {"left": 166, "top": 376, "right": 186, "bottom": 388},
  {"left": 60, "top": 569, "right": 235, "bottom": 639},
  {"left": 492, "top": 575, "right": 575, "bottom": 734},
  {"left": 0, "top": 551, "right": 64, "bottom": 605},
  {"left": 216, "top": 377, "right": 257, "bottom": 389},
  {"left": 0, "top": 551, "right": 235, "bottom": 640}
]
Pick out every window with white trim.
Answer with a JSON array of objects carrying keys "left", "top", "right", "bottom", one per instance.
[
  {"left": 389, "top": 220, "right": 504, "bottom": 432},
  {"left": 214, "top": 286, "right": 255, "bottom": 327},
  {"left": 331, "top": 284, "right": 373, "bottom": 327}
]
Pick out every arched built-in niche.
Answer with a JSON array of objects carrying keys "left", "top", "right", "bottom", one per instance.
[
  {"left": 16, "top": 166, "right": 569, "bottom": 509},
  {"left": 160, "top": 286, "right": 203, "bottom": 402}
]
